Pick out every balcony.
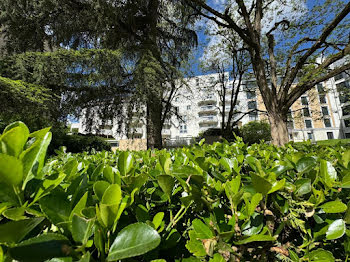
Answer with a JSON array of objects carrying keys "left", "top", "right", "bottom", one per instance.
[
  {"left": 198, "top": 116, "right": 218, "bottom": 126},
  {"left": 198, "top": 105, "right": 217, "bottom": 115},
  {"left": 198, "top": 95, "right": 217, "bottom": 106}
]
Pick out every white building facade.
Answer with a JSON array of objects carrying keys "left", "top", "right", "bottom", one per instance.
[{"left": 71, "top": 70, "right": 350, "bottom": 144}]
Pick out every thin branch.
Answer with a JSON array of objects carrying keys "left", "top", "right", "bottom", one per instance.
[{"left": 283, "top": 2, "right": 350, "bottom": 96}]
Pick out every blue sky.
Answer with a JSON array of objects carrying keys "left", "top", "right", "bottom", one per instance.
[{"left": 191, "top": 0, "right": 332, "bottom": 76}]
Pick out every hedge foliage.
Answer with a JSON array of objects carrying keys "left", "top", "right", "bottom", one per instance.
[{"left": 1, "top": 122, "right": 350, "bottom": 262}]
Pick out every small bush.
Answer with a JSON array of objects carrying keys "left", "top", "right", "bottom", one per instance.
[
  {"left": 49, "top": 131, "right": 111, "bottom": 154},
  {"left": 240, "top": 120, "right": 271, "bottom": 144}
]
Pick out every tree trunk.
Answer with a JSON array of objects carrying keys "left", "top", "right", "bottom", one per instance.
[
  {"left": 268, "top": 112, "right": 289, "bottom": 146},
  {"left": 146, "top": 97, "right": 163, "bottom": 149}
]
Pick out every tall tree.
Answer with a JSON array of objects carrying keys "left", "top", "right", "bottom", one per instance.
[
  {"left": 185, "top": 0, "right": 350, "bottom": 145},
  {"left": 201, "top": 25, "right": 252, "bottom": 138},
  {"left": 0, "top": 0, "right": 197, "bottom": 149}
]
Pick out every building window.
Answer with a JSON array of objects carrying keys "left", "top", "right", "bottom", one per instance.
[
  {"left": 344, "top": 118, "right": 350, "bottom": 128},
  {"left": 180, "top": 124, "right": 187, "bottom": 134},
  {"left": 187, "top": 105, "right": 191, "bottom": 110},
  {"left": 195, "top": 77, "right": 199, "bottom": 86},
  {"left": 248, "top": 101, "right": 257, "bottom": 110},
  {"left": 287, "top": 120, "right": 294, "bottom": 129},
  {"left": 319, "top": 95, "right": 326, "bottom": 104},
  {"left": 324, "top": 118, "right": 332, "bottom": 127},
  {"left": 303, "top": 107, "right": 311, "bottom": 117},
  {"left": 307, "top": 132, "right": 313, "bottom": 140},
  {"left": 334, "top": 72, "right": 344, "bottom": 81},
  {"left": 336, "top": 81, "right": 350, "bottom": 103},
  {"left": 249, "top": 113, "right": 258, "bottom": 121},
  {"left": 246, "top": 91, "right": 256, "bottom": 99},
  {"left": 327, "top": 132, "right": 334, "bottom": 140},
  {"left": 305, "top": 119, "right": 313, "bottom": 128},
  {"left": 321, "top": 106, "right": 329, "bottom": 116},
  {"left": 317, "top": 84, "right": 325, "bottom": 93},
  {"left": 301, "top": 96, "right": 308, "bottom": 106},
  {"left": 346, "top": 133, "right": 350, "bottom": 138}
]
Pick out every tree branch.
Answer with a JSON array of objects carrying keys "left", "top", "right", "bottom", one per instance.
[{"left": 283, "top": 2, "right": 350, "bottom": 96}]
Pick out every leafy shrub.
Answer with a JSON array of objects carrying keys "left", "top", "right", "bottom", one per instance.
[
  {"left": 49, "top": 131, "right": 111, "bottom": 154},
  {"left": 1, "top": 122, "right": 350, "bottom": 261},
  {"left": 240, "top": 120, "right": 271, "bottom": 144}
]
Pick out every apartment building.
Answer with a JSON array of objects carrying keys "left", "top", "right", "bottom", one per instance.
[{"left": 71, "top": 70, "right": 350, "bottom": 146}]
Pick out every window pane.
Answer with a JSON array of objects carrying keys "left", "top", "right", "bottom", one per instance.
[
  {"left": 303, "top": 108, "right": 311, "bottom": 117},
  {"left": 324, "top": 118, "right": 331, "bottom": 127},
  {"left": 248, "top": 101, "right": 257, "bottom": 109},
  {"left": 246, "top": 91, "right": 256, "bottom": 99},
  {"left": 319, "top": 95, "right": 326, "bottom": 104},
  {"left": 327, "top": 132, "right": 334, "bottom": 139},
  {"left": 307, "top": 133, "right": 313, "bottom": 140},
  {"left": 322, "top": 106, "right": 329, "bottom": 116},
  {"left": 305, "top": 119, "right": 312, "bottom": 128},
  {"left": 301, "top": 97, "right": 308, "bottom": 106}
]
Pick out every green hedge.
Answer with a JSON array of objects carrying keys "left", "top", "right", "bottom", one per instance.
[
  {"left": 1, "top": 122, "right": 350, "bottom": 261},
  {"left": 49, "top": 131, "right": 111, "bottom": 154}
]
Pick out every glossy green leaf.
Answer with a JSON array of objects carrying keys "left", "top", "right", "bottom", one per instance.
[
  {"left": 247, "top": 193, "right": 262, "bottom": 217},
  {"left": 309, "top": 248, "right": 334, "bottom": 262},
  {"left": 69, "top": 192, "right": 88, "bottom": 221},
  {"left": 326, "top": 219, "right": 346, "bottom": 240},
  {"left": 0, "top": 121, "right": 29, "bottom": 157},
  {"left": 241, "top": 213, "right": 263, "bottom": 236},
  {"left": 118, "top": 151, "right": 134, "bottom": 176},
  {"left": 185, "top": 231, "right": 207, "bottom": 257},
  {"left": 192, "top": 219, "right": 213, "bottom": 239},
  {"left": 100, "top": 184, "right": 121, "bottom": 228},
  {"left": 296, "top": 157, "right": 316, "bottom": 173},
  {"left": 0, "top": 153, "right": 23, "bottom": 186},
  {"left": 93, "top": 180, "right": 110, "bottom": 200},
  {"left": 157, "top": 175, "right": 174, "bottom": 199},
  {"left": 295, "top": 178, "right": 311, "bottom": 196},
  {"left": 319, "top": 200, "right": 347, "bottom": 213},
  {"left": 3, "top": 207, "right": 26, "bottom": 220},
  {"left": 72, "top": 215, "right": 94, "bottom": 244},
  {"left": 268, "top": 179, "right": 285, "bottom": 194},
  {"left": 320, "top": 160, "right": 337, "bottom": 188},
  {"left": 341, "top": 174, "right": 350, "bottom": 188},
  {"left": 152, "top": 212, "right": 164, "bottom": 230},
  {"left": 20, "top": 128, "right": 52, "bottom": 187},
  {"left": 342, "top": 149, "right": 350, "bottom": 168},
  {"left": 9, "top": 233, "right": 71, "bottom": 262},
  {"left": 251, "top": 173, "right": 272, "bottom": 195},
  {"left": 33, "top": 172, "right": 66, "bottom": 203},
  {"left": 40, "top": 193, "right": 71, "bottom": 224},
  {"left": 107, "top": 223, "right": 161, "bottom": 261},
  {"left": 0, "top": 217, "right": 44, "bottom": 244}
]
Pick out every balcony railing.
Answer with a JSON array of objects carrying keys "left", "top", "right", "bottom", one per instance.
[
  {"left": 198, "top": 96, "right": 217, "bottom": 105},
  {"left": 198, "top": 116, "right": 218, "bottom": 126}
]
